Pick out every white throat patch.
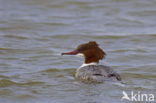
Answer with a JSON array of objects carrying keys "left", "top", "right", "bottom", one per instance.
[
  {"left": 80, "top": 62, "right": 98, "bottom": 68},
  {"left": 76, "top": 53, "right": 84, "bottom": 57}
]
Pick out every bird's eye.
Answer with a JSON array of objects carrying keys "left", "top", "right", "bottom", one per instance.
[{"left": 77, "top": 48, "right": 81, "bottom": 52}]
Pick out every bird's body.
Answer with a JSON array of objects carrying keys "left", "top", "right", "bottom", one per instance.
[{"left": 76, "top": 64, "right": 121, "bottom": 83}]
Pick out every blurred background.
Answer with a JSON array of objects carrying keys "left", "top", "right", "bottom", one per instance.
[{"left": 0, "top": 0, "right": 156, "bottom": 103}]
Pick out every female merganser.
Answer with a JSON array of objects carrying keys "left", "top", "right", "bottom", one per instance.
[{"left": 62, "top": 41, "right": 121, "bottom": 83}]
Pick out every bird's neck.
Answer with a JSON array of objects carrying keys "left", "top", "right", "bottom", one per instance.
[{"left": 80, "top": 62, "right": 98, "bottom": 68}]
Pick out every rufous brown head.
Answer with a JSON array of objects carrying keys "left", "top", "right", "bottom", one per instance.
[{"left": 61, "top": 41, "right": 106, "bottom": 64}]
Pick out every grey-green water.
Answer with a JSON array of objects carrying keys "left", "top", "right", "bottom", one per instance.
[{"left": 0, "top": 0, "right": 156, "bottom": 103}]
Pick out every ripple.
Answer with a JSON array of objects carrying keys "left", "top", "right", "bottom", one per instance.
[
  {"left": 0, "top": 79, "right": 44, "bottom": 87},
  {"left": 0, "top": 47, "right": 42, "bottom": 54},
  {"left": 0, "top": 89, "right": 13, "bottom": 96},
  {"left": 41, "top": 68, "right": 60, "bottom": 72},
  {"left": 42, "top": 22, "right": 67, "bottom": 26},
  {"left": 3, "top": 34, "right": 28, "bottom": 40},
  {"left": 129, "top": 10, "right": 156, "bottom": 16},
  {"left": 41, "top": 68, "right": 75, "bottom": 78},
  {"left": 22, "top": 81, "right": 44, "bottom": 86},
  {"left": 0, "top": 75, "right": 10, "bottom": 79},
  {"left": 15, "top": 94, "right": 35, "bottom": 100},
  {"left": 31, "top": 90, "right": 39, "bottom": 94},
  {"left": 41, "top": 68, "right": 75, "bottom": 73},
  {"left": 0, "top": 79, "right": 17, "bottom": 87},
  {"left": 121, "top": 73, "right": 156, "bottom": 79},
  {"left": 111, "top": 48, "right": 147, "bottom": 53},
  {"left": 0, "top": 47, "right": 26, "bottom": 54},
  {"left": 0, "top": 63, "right": 9, "bottom": 66}
]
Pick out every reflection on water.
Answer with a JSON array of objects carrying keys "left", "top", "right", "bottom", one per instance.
[{"left": 0, "top": 0, "right": 156, "bottom": 103}]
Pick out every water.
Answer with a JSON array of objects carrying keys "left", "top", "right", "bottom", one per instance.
[{"left": 0, "top": 0, "right": 156, "bottom": 103}]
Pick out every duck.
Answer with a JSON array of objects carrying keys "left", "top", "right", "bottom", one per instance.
[{"left": 61, "top": 41, "right": 121, "bottom": 83}]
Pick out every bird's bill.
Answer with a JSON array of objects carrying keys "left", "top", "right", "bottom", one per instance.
[{"left": 61, "top": 50, "right": 78, "bottom": 55}]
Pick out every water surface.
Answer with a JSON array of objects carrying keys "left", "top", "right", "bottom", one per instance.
[{"left": 0, "top": 0, "right": 156, "bottom": 103}]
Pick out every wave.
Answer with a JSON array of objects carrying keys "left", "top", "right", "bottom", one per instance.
[{"left": 0, "top": 79, "right": 44, "bottom": 87}]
